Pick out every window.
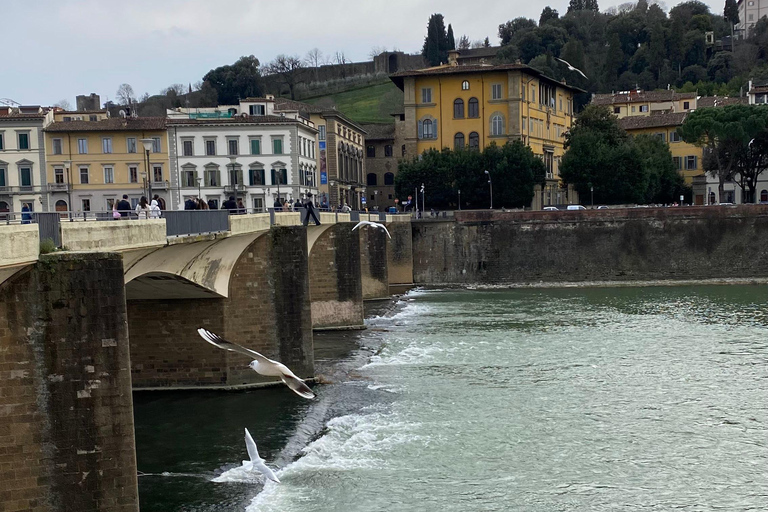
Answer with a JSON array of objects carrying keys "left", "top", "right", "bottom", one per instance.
[
  {"left": 631, "top": 106, "right": 636, "bottom": 113},
  {"left": 227, "top": 138, "right": 239, "bottom": 156},
  {"left": 670, "top": 131, "right": 681, "bottom": 142},
  {"left": 127, "top": 137, "right": 137, "bottom": 153},
  {"left": 271, "top": 168, "right": 287, "bottom": 185},
  {"left": 491, "top": 114, "right": 505, "bottom": 136},
  {"left": 491, "top": 83, "right": 502, "bottom": 100},
  {"left": 423, "top": 119, "right": 434, "bottom": 139},
  {"left": 54, "top": 168, "right": 64, "bottom": 184},
  {"left": 81, "top": 199, "right": 91, "bottom": 212},
  {"left": 686, "top": 155, "right": 698, "bottom": 170},
  {"left": 655, "top": 133, "right": 666, "bottom": 143},
  {"left": 18, "top": 133, "right": 29, "bottom": 150},
  {"left": 129, "top": 166, "right": 138, "bottom": 183},
  {"left": 249, "top": 168, "right": 265, "bottom": 186},
  {"left": 250, "top": 138, "right": 261, "bottom": 155},
  {"left": 0, "top": 168, "right": 5, "bottom": 186},
  {"left": 272, "top": 138, "right": 283, "bottom": 154},
  {"left": 153, "top": 165, "right": 163, "bottom": 182},
  {"left": 183, "top": 140, "right": 194, "bottom": 156},
  {"left": 205, "top": 139, "right": 216, "bottom": 156},
  {"left": 367, "top": 145, "right": 376, "bottom": 158},
  {"left": 761, "top": 190, "right": 768, "bottom": 202},
  {"left": 183, "top": 170, "right": 196, "bottom": 187},
  {"left": 20, "top": 167, "right": 32, "bottom": 187},
  {"left": 454, "top": 98, "right": 464, "bottom": 118},
  {"left": 640, "top": 105, "right": 649, "bottom": 113},
  {"left": 462, "top": 80, "right": 470, "bottom": 90},
  {"left": 384, "top": 145, "right": 393, "bottom": 157},
  {"left": 614, "top": 107, "right": 621, "bottom": 114},
  {"left": 52, "top": 138, "right": 63, "bottom": 155},
  {"left": 151, "top": 137, "right": 161, "bottom": 153},
  {"left": 421, "top": 88, "right": 432, "bottom": 103},
  {"left": 683, "top": 101, "right": 690, "bottom": 109},
  {"left": 78, "top": 138, "right": 88, "bottom": 154},
  {"left": 0, "top": 133, "right": 3, "bottom": 150},
  {"left": 249, "top": 104, "right": 266, "bottom": 116},
  {"left": 103, "top": 166, "right": 114, "bottom": 184},
  {"left": 402, "top": 144, "right": 406, "bottom": 156},
  {"left": 384, "top": 172, "right": 394, "bottom": 185},
  {"left": 469, "top": 132, "right": 480, "bottom": 150},
  {"left": 319, "top": 125, "right": 326, "bottom": 141},
  {"left": 468, "top": 98, "right": 479, "bottom": 118},
  {"left": 673, "top": 157, "right": 682, "bottom": 170},
  {"left": 79, "top": 166, "right": 89, "bottom": 184},
  {"left": 89, "top": 115, "right": 97, "bottom": 122},
  {"left": 102, "top": 138, "right": 112, "bottom": 154},
  {"left": 367, "top": 173, "right": 378, "bottom": 186},
  {"left": 205, "top": 169, "right": 220, "bottom": 187},
  {"left": 252, "top": 197, "right": 263, "bottom": 211},
  {"left": 749, "top": 14, "right": 754, "bottom": 21},
  {"left": 454, "top": 132, "right": 465, "bottom": 150}
]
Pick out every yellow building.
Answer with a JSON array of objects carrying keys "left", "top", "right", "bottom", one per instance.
[
  {"left": 390, "top": 53, "right": 584, "bottom": 207},
  {"left": 592, "top": 90, "right": 697, "bottom": 118},
  {"left": 44, "top": 115, "right": 169, "bottom": 213}
]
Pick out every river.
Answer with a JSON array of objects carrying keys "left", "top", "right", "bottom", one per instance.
[{"left": 134, "top": 285, "right": 768, "bottom": 511}]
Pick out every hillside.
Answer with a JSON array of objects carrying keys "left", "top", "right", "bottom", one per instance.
[{"left": 303, "top": 81, "right": 403, "bottom": 125}]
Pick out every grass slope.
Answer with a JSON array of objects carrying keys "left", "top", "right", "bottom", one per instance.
[{"left": 304, "top": 82, "right": 403, "bottom": 124}]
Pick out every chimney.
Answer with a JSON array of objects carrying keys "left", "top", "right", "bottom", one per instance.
[{"left": 447, "top": 50, "right": 459, "bottom": 66}]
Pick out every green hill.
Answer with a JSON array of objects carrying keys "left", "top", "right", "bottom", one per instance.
[{"left": 304, "top": 81, "right": 403, "bottom": 125}]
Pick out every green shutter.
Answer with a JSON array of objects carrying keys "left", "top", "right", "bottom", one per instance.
[
  {"left": 273, "top": 139, "right": 282, "bottom": 154},
  {"left": 251, "top": 139, "right": 260, "bottom": 155}
]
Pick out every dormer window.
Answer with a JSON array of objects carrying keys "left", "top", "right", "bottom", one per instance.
[
  {"left": 249, "top": 104, "right": 266, "bottom": 116},
  {"left": 462, "top": 80, "right": 470, "bottom": 90}
]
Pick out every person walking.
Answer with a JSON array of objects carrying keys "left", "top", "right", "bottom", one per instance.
[
  {"left": 207, "top": 198, "right": 218, "bottom": 210},
  {"left": 135, "top": 196, "right": 150, "bottom": 219},
  {"left": 222, "top": 195, "right": 237, "bottom": 213},
  {"left": 273, "top": 197, "right": 282, "bottom": 212},
  {"left": 150, "top": 199, "right": 161, "bottom": 218},
  {"left": 21, "top": 203, "right": 31, "bottom": 224},
  {"left": 303, "top": 192, "right": 321, "bottom": 226},
  {"left": 117, "top": 194, "right": 132, "bottom": 218},
  {"left": 184, "top": 196, "right": 197, "bottom": 210}
]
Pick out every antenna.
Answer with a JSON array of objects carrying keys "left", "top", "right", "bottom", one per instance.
[{"left": 0, "top": 98, "right": 21, "bottom": 106}]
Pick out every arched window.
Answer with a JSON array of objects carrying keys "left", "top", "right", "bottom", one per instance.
[
  {"left": 454, "top": 98, "right": 464, "bottom": 119},
  {"left": 367, "top": 173, "right": 378, "bottom": 186},
  {"left": 423, "top": 119, "right": 434, "bottom": 139},
  {"left": 384, "top": 172, "right": 395, "bottom": 185},
  {"left": 468, "top": 98, "right": 479, "bottom": 118},
  {"left": 762, "top": 190, "right": 768, "bottom": 203},
  {"left": 454, "top": 132, "right": 465, "bottom": 150},
  {"left": 55, "top": 200, "right": 68, "bottom": 212},
  {"left": 462, "top": 80, "right": 470, "bottom": 90},
  {"left": 401, "top": 144, "right": 406, "bottom": 156},
  {"left": 469, "top": 132, "right": 480, "bottom": 150},
  {"left": 491, "top": 114, "right": 505, "bottom": 136}
]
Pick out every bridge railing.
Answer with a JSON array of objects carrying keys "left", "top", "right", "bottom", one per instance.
[{"left": 164, "top": 210, "right": 230, "bottom": 237}]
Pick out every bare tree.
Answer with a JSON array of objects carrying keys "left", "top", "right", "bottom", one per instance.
[
  {"left": 264, "top": 55, "right": 304, "bottom": 99},
  {"left": 334, "top": 51, "right": 349, "bottom": 79},
  {"left": 470, "top": 40, "right": 485, "bottom": 49},
  {"left": 53, "top": 99, "right": 71, "bottom": 110},
  {"left": 368, "top": 46, "right": 388, "bottom": 60},
  {"left": 305, "top": 48, "right": 324, "bottom": 81},
  {"left": 115, "top": 83, "right": 135, "bottom": 106},
  {"left": 193, "top": 80, "right": 203, "bottom": 91},
  {"left": 162, "top": 83, "right": 186, "bottom": 96},
  {"left": 458, "top": 35, "right": 471, "bottom": 50}
]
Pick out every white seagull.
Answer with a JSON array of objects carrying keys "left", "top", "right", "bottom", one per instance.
[
  {"left": 352, "top": 220, "right": 391, "bottom": 239},
  {"left": 556, "top": 57, "right": 588, "bottom": 80},
  {"left": 197, "top": 328, "right": 315, "bottom": 399},
  {"left": 244, "top": 428, "right": 280, "bottom": 483}
]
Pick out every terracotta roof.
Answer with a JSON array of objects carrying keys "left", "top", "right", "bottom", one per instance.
[
  {"left": 272, "top": 97, "right": 325, "bottom": 114},
  {"left": 453, "top": 47, "right": 501, "bottom": 59},
  {"left": 618, "top": 112, "right": 688, "bottom": 130},
  {"left": 45, "top": 117, "right": 167, "bottom": 132},
  {"left": 592, "top": 90, "right": 697, "bottom": 105},
  {"left": 697, "top": 96, "right": 748, "bottom": 107},
  {"left": 0, "top": 113, "right": 46, "bottom": 120},
  {"left": 360, "top": 123, "right": 395, "bottom": 140},
  {"left": 390, "top": 63, "right": 586, "bottom": 93},
  {"left": 167, "top": 115, "right": 313, "bottom": 128}
]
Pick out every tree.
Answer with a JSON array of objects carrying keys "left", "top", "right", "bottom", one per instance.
[
  {"left": 633, "top": 134, "right": 686, "bottom": 203},
  {"left": 202, "top": 55, "right": 263, "bottom": 105},
  {"left": 116, "top": 83, "right": 135, "bottom": 106},
  {"left": 458, "top": 35, "right": 471, "bottom": 50},
  {"left": 568, "top": 0, "right": 599, "bottom": 13},
  {"left": 483, "top": 37, "right": 491, "bottom": 47},
  {"left": 334, "top": 51, "right": 349, "bottom": 79},
  {"left": 734, "top": 130, "right": 768, "bottom": 202},
  {"left": 540, "top": 7, "right": 560, "bottom": 25},
  {"left": 724, "top": 0, "right": 739, "bottom": 25},
  {"left": 679, "top": 105, "right": 768, "bottom": 203},
  {"left": 53, "top": 99, "right": 71, "bottom": 110},
  {"left": 447, "top": 24, "right": 456, "bottom": 50},
  {"left": 422, "top": 13, "right": 450, "bottom": 66},
  {"left": 264, "top": 55, "right": 304, "bottom": 100},
  {"left": 498, "top": 17, "right": 536, "bottom": 46},
  {"left": 305, "top": 48, "right": 324, "bottom": 81}
]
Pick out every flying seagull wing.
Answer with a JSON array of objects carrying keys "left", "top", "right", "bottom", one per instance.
[
  {"left": 244, "top": 428, "right": 280, "bottom": 483},
  {"left": 197, "top": 328, "right": 271, "bottom": 365},
  {"left": 377, "top": 223, "right": 392, "bottom": 239},
  {"left": 576, "top": 68, "right": 588, "bottom": 79},
  {"left": 352, "top": 221, "right": 372, "bottom": 231},
  {"left": 253, "top": 460, "right": 280, "bottom": 483},
  {"left": 280, "top": 374, "right": 316, "bottom": 399},
  {"left": 556, "top": 57, "right": 570, "bottom": 66}
]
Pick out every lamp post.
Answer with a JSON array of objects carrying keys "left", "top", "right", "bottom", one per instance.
[
  {"left": 140, "top": 138, "right": 154, "bottom": 201},
  {"left": 590, "top": 183, "right": 594, "bottom": 207},
  {"left": 141, "top": 171, "right": 148, "bottom": 199},
  {"left": 196, "top": 177, "right": 202, "bottom": 201},
  {"left": 228, "top": 156, "right": 238, "bottom": 200},
  {"left": 484, "top": 170, "right": 493, "bottom": 209},
  {"left": 420, "top": 183, "right": 425, "bottom": 214},
  {"left": 63, "top": 160, "right": 72, "bottom": 219},
  {"left": 458, "top": 188, "right": 461, "bottom": 210}
]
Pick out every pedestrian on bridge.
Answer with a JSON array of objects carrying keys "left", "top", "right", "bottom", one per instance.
[
  {"left": 303, "top": 192, "right": 321, "bottom": 226},
  {"left": 117, "top": 194, "right": 132, "bottom": 218}
]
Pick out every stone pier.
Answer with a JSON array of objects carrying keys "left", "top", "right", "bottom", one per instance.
[{"left": 358, "top": 225, "right": 389, "bottom": 300}]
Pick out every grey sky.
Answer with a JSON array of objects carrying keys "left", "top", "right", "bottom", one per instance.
[{"left": 3, "top": 0, "right": 722, "bottom": 106}]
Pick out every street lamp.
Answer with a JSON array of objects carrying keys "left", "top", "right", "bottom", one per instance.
[
  {"left": 228, "top": 156, "right": 238, "bottom": 200},
  {"left": 589, "top": 183, "right": 594, "bottom": 207},
  {"left": 484, "top": 170, "right": 493, "bottom": 209},
  {"left": 196, "top": 177, "right": 202, "bottom": 201},
  {"left": 140, "top": 138, "right": 154, "bottom": 201},
  {"left": 63, "top": 160, "right": 72, "bottom": 219},
  {"left": 458, "top": 188, "right": 461, "bottom": 210}
]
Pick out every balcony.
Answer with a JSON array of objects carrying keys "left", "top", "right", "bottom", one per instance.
[
  {"left": 151, "top": 180, "right": 170, "bottom": 190},
  {"left": 224, "top": 183, "right": 246, "bottom": 195},
  {"left": 0, "top": 185, "right": 40, "bottom": 195},
  {"left": 47, "top": 183, "right": 69, "bottom": 192}
]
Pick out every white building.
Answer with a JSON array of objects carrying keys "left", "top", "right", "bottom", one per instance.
[
  {"left": 167, "top": 97, "right": 319, "bottom": 211},
  {"left": 0, "top": 106, "right": 53, "bottom": 215},
  {"left": 737, "top": 0, "right": 768, "bottom": 38}
]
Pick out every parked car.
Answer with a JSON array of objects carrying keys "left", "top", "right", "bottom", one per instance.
[
  {"left": 596, "top": 205, "right": 608, "bottom": 209},
  {"left": 543, "top": 206, "right": 559, "bottom": 211},
  {"left": 566, "top": 205, "right": 587, "bottom": 210}
]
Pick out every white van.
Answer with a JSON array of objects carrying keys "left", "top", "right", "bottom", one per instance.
[{"left": 566, "top": 205, "right": 587, "bottom": 210}]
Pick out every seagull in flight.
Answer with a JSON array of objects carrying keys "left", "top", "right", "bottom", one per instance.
[
  {"left": 244, "top": 428, "right": 280, "bottom": 483},
  {"left": 556, "top": 57, "right": 588, "bottom": 79},
  {"left": 352, "top": 220, "right": 391, "bottom": 239},
  {"left": 197, "top": 328, "right": 315, "bottom": 399}
]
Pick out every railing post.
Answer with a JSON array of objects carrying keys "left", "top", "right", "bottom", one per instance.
[{"left": 269, "top": 208, "right": 275, "bottom": 226}]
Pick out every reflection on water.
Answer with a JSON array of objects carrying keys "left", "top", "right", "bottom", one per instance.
[{"left": 135, "top": 287, "right": 768, "bottom": 511}]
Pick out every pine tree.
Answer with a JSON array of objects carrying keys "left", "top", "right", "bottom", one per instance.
[
  {"left": 724, "top": 0, "right": 739, "bottom": 25},
  {"left": 447, "top": 24, "right": 456, "bottom": 50},
  {"left": 484, "top": 37, "right": 491, "bottom": 47}
]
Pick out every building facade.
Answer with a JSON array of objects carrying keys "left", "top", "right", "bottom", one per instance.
[
  {"left": 736, "top": 0, "right": 768, "bottom": 38},
  {"left": 591, "top": 90, "right": 697, "bottom": 118},
  {"left": 0, "top": 106, "right": 51, "bottom": 215},
  {"left": 361, "top": 123, "right": 400, "bottom": 210},
  {"left": 167, "top": 98, "right": 318, "bottom": 211},
  {"left": 391, "top": 56, "right": 583, "bottom": 207},
  {"left": 44, "top": 114, "right": 170, "bottom": 213}
]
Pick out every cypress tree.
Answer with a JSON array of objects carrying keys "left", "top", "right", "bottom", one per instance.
[
  {"left": 724, "top": 0, "right": 739, "bottom": 25},
  {"left": 447, "top": 24, "right": 456, "bottom": 50},
  {"left": 422, "top": 14, "right": 450, "bottom": 66}
]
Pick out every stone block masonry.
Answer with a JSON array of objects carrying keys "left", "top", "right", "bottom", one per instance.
[
  {"left": 412, "top": 206, "right": 768, "bottom": 285},
  {"left": 128, "top": 227, "right": 313, "bottom": 388},
  {"left": 0, "top": 253, "right": 138, "bottom": 512},
  {"left": 358, "top": 225, "right": 389, "bottom": 300},
  {"left": 387, "top": 221, "right": 414, "bottom": 286},
  {"left": 309, "top": 223, "right": 364, "bottom": 329}
]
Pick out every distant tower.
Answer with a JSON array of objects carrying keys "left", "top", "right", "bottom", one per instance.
[{"left": 76, "top": 93, "right": 101, "bottom": 111}]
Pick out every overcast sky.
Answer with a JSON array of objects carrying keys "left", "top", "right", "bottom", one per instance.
[{"left": 3, "top": 0, "right": 722, "bottom": 107}]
